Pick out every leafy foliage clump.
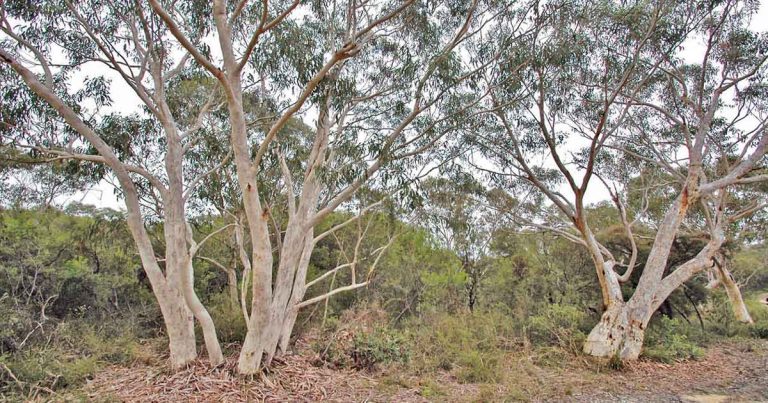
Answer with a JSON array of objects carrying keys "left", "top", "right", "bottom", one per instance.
[
  {"left": 643, "top": 317, "right": 706, "bottom": 363},
  {"left": 526, "top": 304, "right": 589, "bottom": 352},
  {"left": 700, "top": 293, "right": 761, "bottom": 339},
  {"left": 208, "top": 293, "right": 248, "bottom": 345},
  {"left": 350, "top": 328, "right": 410, "bottom": 371},
  {"left": 407, "top": 311, "right": 516, "bottom": 383},
  {"left": 642, "top": 334, "right": 704, "bottom": 363},
  {"left": 0, "top": 208, "right": 156, "bottom": 397}
]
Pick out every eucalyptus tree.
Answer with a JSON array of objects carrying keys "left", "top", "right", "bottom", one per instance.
[
  {"left": 474, "top": 0, "right": 767, "bottom": 360},
  {"left": 146, "top": 0, "right": 518, "bottom": 373},
  {"left": 0, "top": 1, "right": 231, "bottom": 366},
  {"left": 418, "top": 174, "right": 500, "bottom": 311},
  {"left": 188, "top": 83, "right": 317, "bottom": 310},
  {"left": 588, "top": 0, "right": 768, "bottom": 358}
]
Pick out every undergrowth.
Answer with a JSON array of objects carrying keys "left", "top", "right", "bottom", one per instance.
[{"left": 0, "top": 318, "right": 149, "bottom": 398}]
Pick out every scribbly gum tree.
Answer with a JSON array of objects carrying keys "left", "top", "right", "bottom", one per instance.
[
  {"left": 146, "top": 0, "right": 509, "bottom": 373},
  {"left": 0, "top": 1, "right": 227, "bottom": 367},
  {"left": 1, "top": 0, "right": 511, "bottom": 374},
  {"left": 477, "top": 0, "right": 767, "bottom": 360},
  {"left": 587, "top": 0, "right": 768, "bottom": 359}
]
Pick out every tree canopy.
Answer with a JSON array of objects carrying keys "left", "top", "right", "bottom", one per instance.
[{"left": 1, "top": 0, "right": 767, "bottom": 384}]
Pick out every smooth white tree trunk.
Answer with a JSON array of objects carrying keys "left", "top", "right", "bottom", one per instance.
[
  {"left": 236, "top": 107, "right": 325, "bottom": 374},
  {"left": 237, "top": 219, "right": 315, "bottom": 373},
  {"left": 235, "top": 209, "right": 273, "bottom": 374},
  {"left": 160, "top": 105, "right": 225, "bottom": 365},
  {"left": 129, "top": 203, "right": 201, "bottom": 368},
  {"left": 154, "top": 285, "right": 197, "bottom": 367},
  {"left": 714, "top": 262, "right": 754, "bottom": 324}
]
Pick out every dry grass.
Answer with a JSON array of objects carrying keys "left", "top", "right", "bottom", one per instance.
[{"left": 64, "top": 339, "right": 768, "bottom": 402}]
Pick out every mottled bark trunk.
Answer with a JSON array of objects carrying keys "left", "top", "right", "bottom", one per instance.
[
  {"left": 236, "top": 157, "right": 322, "bottom": 373},
  {"left": 580, "top": 223, "right": 623, "bottom": 308},
  {"left": 584, "top": 187, "right": 696, "bottom": 360},
  {"left": 181, "top": 253, "right": 225, "bottom": 365},
  {"left": 165, "top": 210, "right": 224, "bottom": 365},
  {"left": 115, "top": 163, "right": 204, "bottom": 369},
  {"left": 253, "top": 218, "right": 314, "bottom": 366},
  {"left": 584, "top": 236, "right": 725, "bottom": 361},
  {"left": 212, "top": 10, "right": 341, "bottom": 369},
  {"left": 235, "top": 200, "right": 273, "bottom": 375},
  {"left": 277, "top": 308, "right": 299, "bottom": 354},
  {"left": 277, "top": 230, "right": 315, "bottom": 353},
  {"left": 161, "top": 106, "right": 224, "bottom": 365},
  {"left": 237, "top": 102, "right": 327, "bottom": 373},
  {"left": 213, "top": 39, "right": 276, "bottom": 373},
  {"left": 261, "top": 221, "right": 310, "bottom": 362},
  {"left": 583, "top": 302, "right": 645, "bottom": 359},
  {"left": 128, "top": 202, "right": 200, "bottom": 369}
]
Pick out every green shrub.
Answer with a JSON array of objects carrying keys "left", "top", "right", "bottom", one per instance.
[
  {"left": 351, "top": 328, "right": 410, "bottom": 370},
  {"left": 647, "top": 315, "right": 709, "bottom": 344},
  {"left": 643, "top": 317, "right": 705, "bottom": 363},
  {"left": 0, "top": 319, "right": 145, "bottom": 396},
  {"left": 208, "top": 292, "right": 247, "bottom": 344},
  {"left": 50, "top": 277, "right": 98, "bottom": 318},
  {"left": 643, "top": 333, "right": 704, "bottom": 363},
  {"left": 308, "top": 304, "right": 409, "bottom": 370},
  {"left": 312, "top": 335, "right": 349, "bottom": 368},
  {"left": 700, "top": 292, "right": 768, "bottom": 340},
  {"left": 311, "top": 326, "right": 409, "bottom": 370},
  {"left": 310, "top": 305, "right": 403, "bottom": 370},
  {"left": 749, "top": 322, "right": 768, "bottom": 339},
  {"left": 0, "top": 347, "right": 99, "bottom": 392},
  {"left": 744, "top": 297, "right": 768, "bottom": 339},
  {"left": 526, "top": 304, "right": 587, "bottom": 351},
  {"left": 408, "top": 311, "right": 515, "bottom": 383},
  {"left": 56, "top": 320, "right": 144, "bottom": 365},
  {"left": 0, "top": 296, "right": 38, "bottom": 354},
  {"left": 706, "top": 293, "right": 744, "bottom": 337}
]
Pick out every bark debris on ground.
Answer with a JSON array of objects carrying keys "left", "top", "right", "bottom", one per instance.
[{"left": 80, "top": 340, "right": 768, "bottom": 402}]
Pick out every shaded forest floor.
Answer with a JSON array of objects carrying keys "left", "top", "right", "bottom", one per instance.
[{"left": 60, "top": 338, "right": 768, "bottom": 402}]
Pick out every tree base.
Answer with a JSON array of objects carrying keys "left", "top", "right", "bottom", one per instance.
[{"left": 583, "top": 304, "right": 644, "bottom": 360}]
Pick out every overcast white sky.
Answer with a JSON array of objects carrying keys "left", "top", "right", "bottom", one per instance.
[{"left": 58, "top": 2, "right": 768, "bottom": 211}]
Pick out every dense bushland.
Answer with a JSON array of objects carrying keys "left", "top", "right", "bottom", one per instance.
[{"left": 1, "top": 205, "right": 765, "bottom": 397}]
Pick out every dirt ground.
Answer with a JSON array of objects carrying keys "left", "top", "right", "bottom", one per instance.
[
  {"left": 70, "top": 338, "right": 768, "bottom": 402},
  {"left": 563, "top": 341, "right": 768, "bottom": 402}
]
